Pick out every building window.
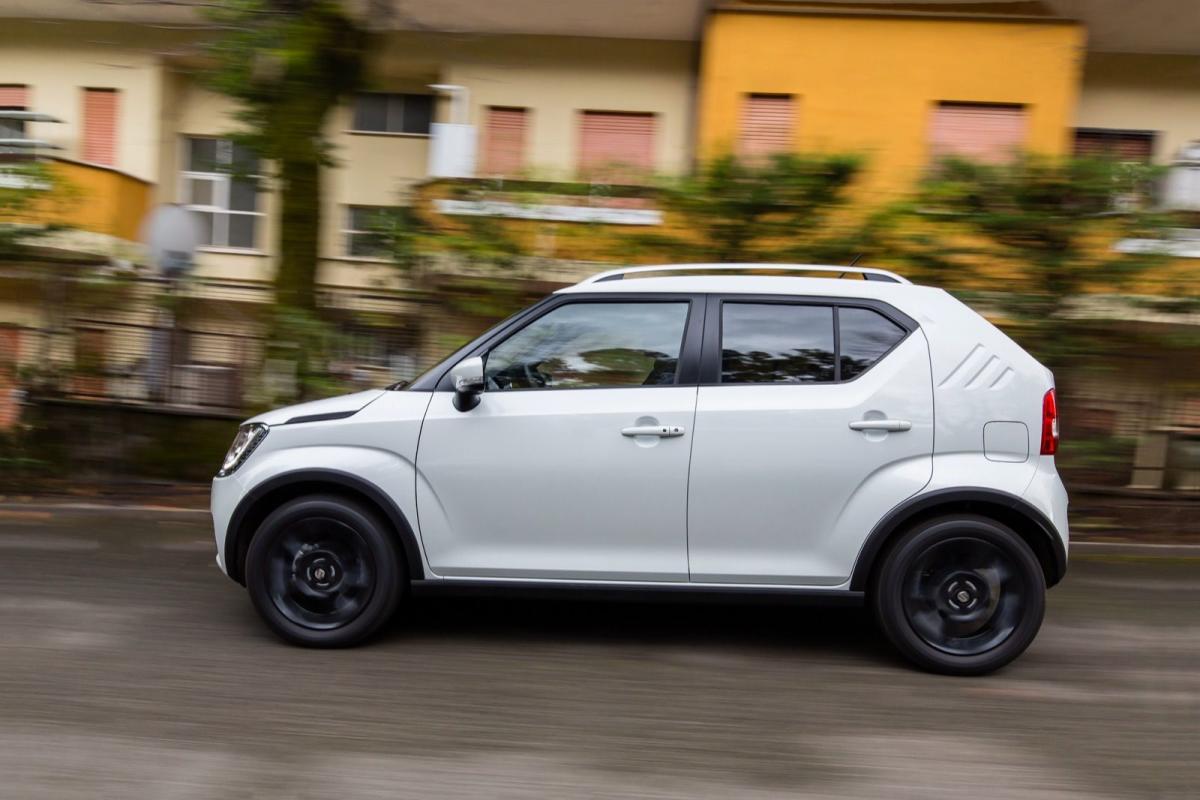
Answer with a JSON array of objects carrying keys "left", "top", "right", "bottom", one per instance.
[
  {"left": 481, "top": 106, "right": 528, "bottom": 177},
  {"left": 1074, "top": 129, "right": 1155, "bottom": 163},
  {"left": 343, "top": 205, "right": 393, "bottom": 258},
  {"left": 0, "top": 85, "right": 29, "bottom": 141},
  {"left": 351, "top": 93, "right": 433, "bottom": 135},
  {"left": 82, "top": 88, "right": 118, "bottom": 166},
  {"left": 929, "top": 102, "right": 1026, "bottom": 164},
  {"left": 180, "top": 136, "right": 262, "bottom": 250},
  {"left": 738, "top": 94, "right": 793, "bottom": 160},
  {"left": 577, "top": 111, "right": 656, "bottom": 183}
]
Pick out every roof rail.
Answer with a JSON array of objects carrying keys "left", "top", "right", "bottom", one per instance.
[{"left": 579, "top": 263, "right": 911, "bottom": 285}]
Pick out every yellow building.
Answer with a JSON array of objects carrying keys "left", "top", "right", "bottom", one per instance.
[{"left": 697, "top": 2, "right": 1085, "bottom": 199}]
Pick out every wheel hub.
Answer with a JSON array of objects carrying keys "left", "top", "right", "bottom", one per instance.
[
  {"left": 295, "top": 549, "right": 344, "bottom": 592},
  {"left": 941, "top": 573, "right": 987, "bottom": 613}
]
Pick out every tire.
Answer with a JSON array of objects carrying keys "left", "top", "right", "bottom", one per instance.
[
  {"left": 871, "top": 514, "right": 1045, "bottom": 676},
  {"left": 244, "top": 494, "right": 405, "bottom": 647}
]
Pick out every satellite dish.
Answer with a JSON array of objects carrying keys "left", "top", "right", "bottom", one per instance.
[{"left": 142, "top": 203, "right": 199, "bottom": 277}]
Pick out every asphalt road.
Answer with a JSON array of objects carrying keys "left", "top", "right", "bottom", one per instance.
[{"left": 0, "top": 507, "right": 1197, "bottom": 799}]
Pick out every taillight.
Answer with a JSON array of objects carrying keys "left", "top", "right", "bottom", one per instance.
[{"left": 1040, "top": 388, "right": 1059, "bottom": 455}]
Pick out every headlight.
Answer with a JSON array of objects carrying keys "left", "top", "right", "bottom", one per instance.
[{"left": 217, "top": 423, "right": 268, "bottom": 477}]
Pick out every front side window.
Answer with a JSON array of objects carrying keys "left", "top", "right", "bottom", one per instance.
[
  {"left": 181, "top": 136, "right": 261, "bottom": 249},
  {"left": 485, "top": 302, "right": 689, "bottom": 390},
  {"left": 721, "top": 302, "right": 835, "bottom": 384}
]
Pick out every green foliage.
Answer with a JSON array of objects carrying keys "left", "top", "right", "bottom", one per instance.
[
  {"left": 906, "top": 154, "right": 1174, "bottom": 363},
  {"left": 260, "top": 305, "right": 352, "bottom": 404},
  {"left": 378, "top": 199, "right": 524, "bottom": 276},
  {"left": 0, "top": 424, "right": 51, "bottom": 492},
  {"left": 636, "top": 152, "right": 865, "bottom": 263},
  {"left": 202, "top": 0, "right": 368, "bottom": 311},
  {"left": 0, "top": 161, "right": 74, "bottom": 257}
]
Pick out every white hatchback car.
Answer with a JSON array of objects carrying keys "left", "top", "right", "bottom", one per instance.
[{"left": 211, "top": 265, "right": 1068, "bottom": 674}]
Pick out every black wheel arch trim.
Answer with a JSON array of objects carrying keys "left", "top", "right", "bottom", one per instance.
[
  {"left": 849, "top": 488, "right": 1067, "bottom": 592},
  {"left": 223, "top": 468, "right": 425, "bottom": 585}
]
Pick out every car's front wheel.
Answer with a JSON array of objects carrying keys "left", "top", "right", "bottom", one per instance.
[
  {"left": 872, "top": 514, "right": 1045, "bottom": 675},
  {"left": 245, "top": 495, "right": 404, "bottom": 647}
]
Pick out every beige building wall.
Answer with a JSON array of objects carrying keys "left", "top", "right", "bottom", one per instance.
[
  {"left": 1075, "top": 52, "right": 1200, "bottom": 163},
  {"left": 5, "top": 25, "right": 694, "bottom": 292},
  {"left": 435, "top": 35, "right": 696, "bottom": 179},
  {"left": 0, "top": 21, "right": 172, "bottom": 184}
]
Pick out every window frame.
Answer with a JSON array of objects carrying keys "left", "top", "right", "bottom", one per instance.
[
  {"left": 418, "top": 293, "right": 706, "bottom": 393},
  {"left": 347, "top": 92, "right": 434, "bottom": 137},
  {"left": 699, "top": 294, "right": 917, "bottom": 386},
  {"left": 178, "top": 135, "right": 264, "bottom": 253},
  {"left": 342, "top": 204, "right": 394, "bottom": 260}
]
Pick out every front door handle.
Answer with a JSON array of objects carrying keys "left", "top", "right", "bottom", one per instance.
[
  {"left": 849, "top": 419, "right": 912, "bottom": 432},
  {"left": 621, "top": 425, "right": 685, "bottom": 438}
]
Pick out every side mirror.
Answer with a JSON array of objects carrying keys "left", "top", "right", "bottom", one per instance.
[{"left": 450, "top": 356, "right": 485, "bottom": 412}]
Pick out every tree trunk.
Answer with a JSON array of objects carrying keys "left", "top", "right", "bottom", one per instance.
[{"left": 275, "top": 150, "right": 322, "bottom": 311}]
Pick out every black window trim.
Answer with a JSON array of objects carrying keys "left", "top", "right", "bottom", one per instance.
[
  {"left": 699, "top": 294, "right": 917, "bottom": 387},
  {"left": 349, "top": 92, "right": 434, "bottom": 136},
  {"left": 416, "top": 292, "right": 707, "bottom": 393}
]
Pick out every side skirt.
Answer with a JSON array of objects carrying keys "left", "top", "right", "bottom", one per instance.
[{"left": 409, "top": 579, "right": 865, "bottom": 607}]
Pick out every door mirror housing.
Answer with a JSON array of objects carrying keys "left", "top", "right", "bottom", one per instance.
[{"left": 451, "top": 356, "right": 485, "bottom": 411}]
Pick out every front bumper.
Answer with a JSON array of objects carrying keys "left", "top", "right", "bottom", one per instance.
[{"left": 210, "top": 474, "right": 244, "bottom": 578}]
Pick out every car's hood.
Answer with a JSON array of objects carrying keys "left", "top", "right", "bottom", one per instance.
[{"left": 246, "top": 389, "right": 388, "bottom": 427}]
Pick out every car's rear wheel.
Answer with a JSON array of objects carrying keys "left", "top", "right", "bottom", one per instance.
[
  {"left": 245, "top": 495, "right": 404, "bottom": 647},
  {"left": 871, "top": 514, "right": 1045, "bottom": 675}
]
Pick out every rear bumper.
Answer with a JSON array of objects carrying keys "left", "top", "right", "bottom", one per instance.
[{"left": 1021, "top": 456, "right": 1070, "bottom": 557}]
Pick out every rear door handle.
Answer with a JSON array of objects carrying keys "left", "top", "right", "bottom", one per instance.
[
  {"left": 849, "top": 419, "right": 912, "bottom": 432},
  {"left": 621, "top": 425, "right": 685, "bottom": 438}
]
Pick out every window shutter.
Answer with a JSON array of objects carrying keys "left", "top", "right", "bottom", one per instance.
[
  {"left": 930, "top": 103, "right": 1026, "bottom": 164},
  {"left": 738, "top": 94, "right": 793, "bottom": 159},
  {"left": 1074, "top": 130, "right": 1154, "bottom": 162},
  {"left": 578, "top": 111, "right": 655, "bottom": 182},
  {"left": 0, "top": 85, "right": 28, "bottom": 108},
  {"left": 482, "top": 107, "right": 528, "bottom": 176},
  {"left": 82, "top": 88, "right": 118, "bottom": 166}
]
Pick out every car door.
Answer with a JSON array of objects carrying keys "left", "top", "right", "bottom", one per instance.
[
  {"left": 416, "top": 295, "right": 702, "bottom": 581},
  {"left": 687, "top": 296, "right": 933, "bottom": 585}
]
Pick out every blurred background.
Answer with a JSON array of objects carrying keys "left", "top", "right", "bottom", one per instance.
[
  {"left": 0, "top": 3, "right": 1198, "bottom": 798},
  {"left": 0, "top": 0, "right": 1198, "bottom": 518}
]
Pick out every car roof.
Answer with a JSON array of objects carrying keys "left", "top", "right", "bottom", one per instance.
[{"left": 557, "top": 271, "right": 941, "bottom": 304}]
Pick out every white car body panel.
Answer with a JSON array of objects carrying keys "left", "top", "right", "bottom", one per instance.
[
  {"left": 211, "top": 390, "right": 433, "bottom": 574},
  {"left": 687, "top": 332, "right": 934, "bottom": 584},
  {"left": 416, "top": 386, "right": 696, "bottom": 580},
  {"left": 212, "top": 267, "right": 1068, "bottom": 591}
]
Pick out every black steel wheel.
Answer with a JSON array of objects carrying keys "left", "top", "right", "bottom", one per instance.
[
  {"left": 872, "top": 514, "right": 1045, "bottom": 675},
  {"left": 245, "top": 495, "right": 404, "bottom": 647}
]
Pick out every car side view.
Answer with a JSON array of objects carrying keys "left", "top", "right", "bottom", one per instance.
[{"left": 211, "top": 264, "right": 1068, "bottom": 675}]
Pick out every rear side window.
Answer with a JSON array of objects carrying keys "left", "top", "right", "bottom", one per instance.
[
  {"left": 719, "top": 301, "right": 909, "bottom": 384},
  {"left": 838, "top": 307, "right": 907, "bottom": 380},
  {"left": 721, "top": 303, "right": 836, "bottom": 384}
]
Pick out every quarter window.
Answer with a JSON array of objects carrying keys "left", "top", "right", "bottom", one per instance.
[
  {"left": 485, "top": 302, "right": 689, "bottom": 390},
  {"left": 838, "top": 307, "right": 906, "bottom": 380},
  {"left": 721, "top": 303, "right": 835, "bottom": 384}
]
